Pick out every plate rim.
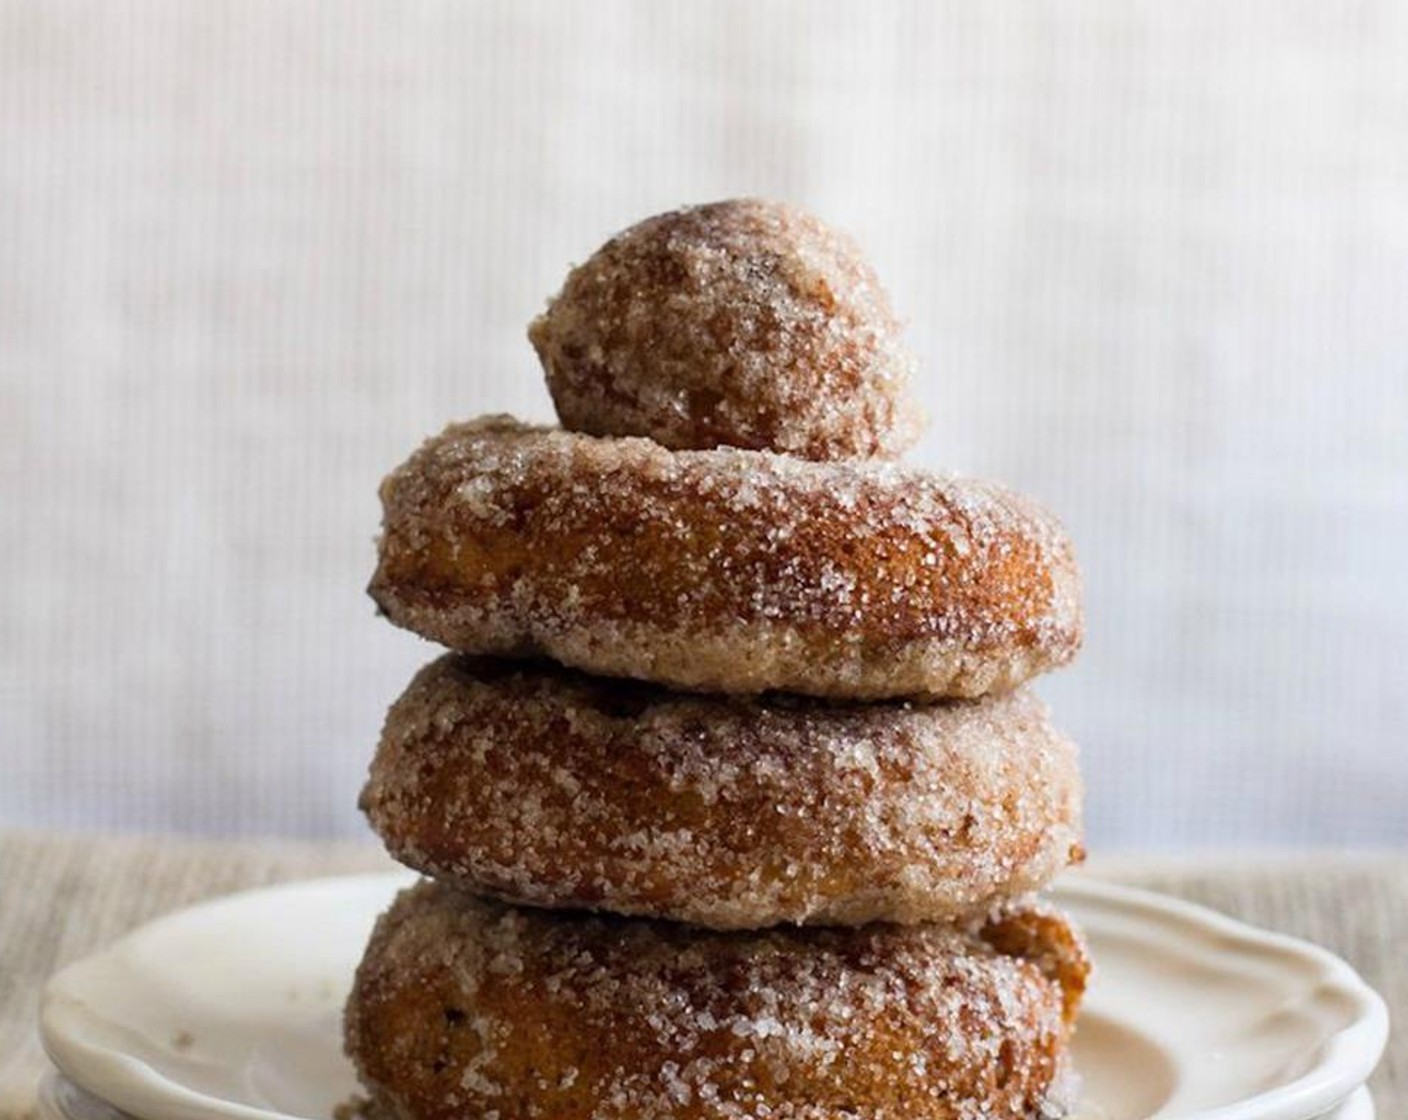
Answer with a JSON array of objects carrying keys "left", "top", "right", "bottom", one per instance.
[
  {"left": 41, "top": 873, "right": 415, "bottom": 1120},
  {"left": 1056, "top": 876, "right": 1389, "bottom": 1120},
  {"left": 39, "top": 872, "right": 1389, "bottom": 1120},
  {"left": 28, "top": 1071, "right": 1379, "bottom": 1120}
]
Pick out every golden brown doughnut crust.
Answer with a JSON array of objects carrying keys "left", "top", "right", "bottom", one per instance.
[
  {"left": 345, "top": 882, "right": 1089, "bottom": 1120},
  {"left": 362, "top": 656, "right": 1084, "bottom": 929},
  {"left": 369, "top": 417, "right": 1082, "bottom": 700},
  {"left": 529, "top": 199, "right": 920, "bottom": 461}
]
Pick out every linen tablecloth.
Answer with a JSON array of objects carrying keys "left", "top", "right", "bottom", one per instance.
[{"left": 0, "top": 832, "right": 1401, "bottom": 1117}]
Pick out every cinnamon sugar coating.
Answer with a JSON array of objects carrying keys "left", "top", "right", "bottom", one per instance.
[
  {"left": 345, "top": 882, "right": 1089, "bottom": 1120},
  {"left": 529, "top": 199, "right": 920, "bottom": 460},
  {"left": 369, "top": 417, "right": 1082, "bottom": 700},
  {"left": 362, "top": 656, "right": 1084, "bottom": 929}
]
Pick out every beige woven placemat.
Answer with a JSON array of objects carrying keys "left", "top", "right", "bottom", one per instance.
[{"left": 0, "top": 832, "right": 1401, "bottom": 1117}]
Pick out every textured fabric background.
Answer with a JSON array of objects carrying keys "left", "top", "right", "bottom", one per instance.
[
  {"left": 2, "top": 2, "right": 1406, "bottom": 844},
  {"left": 0, "top": 834, "right": 1401, "bottom": 1117}
]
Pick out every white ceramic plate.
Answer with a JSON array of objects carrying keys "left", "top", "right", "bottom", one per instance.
[
  {"left": 40, "top": 873, "right": 1388, "bottom": 1120},
  {"left": 29, "top": 1071, "right": 1379, "bottom": 1120}
]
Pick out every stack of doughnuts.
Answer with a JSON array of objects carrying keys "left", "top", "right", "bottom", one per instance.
[{"left": 346, "top": 199, "right": 1091, "bottom": 1120}]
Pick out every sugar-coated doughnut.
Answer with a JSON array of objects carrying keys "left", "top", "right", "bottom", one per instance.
[
  {"left": 345, "top": 882, "right": 1089, "bottom": 1120},
  {"left": 369, "top": 417, "right": 1082, "bottom": 700},
  {"left": 362, "top": 655, "right": 1084, "bottom": 929},
  {"left": 529, "top": 199, "right": 920, "bottom": 460}
]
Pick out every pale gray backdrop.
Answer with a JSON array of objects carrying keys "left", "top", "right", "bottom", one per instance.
[{"left": 3, "top": 1, "right": 1406, "bottom": 845}]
